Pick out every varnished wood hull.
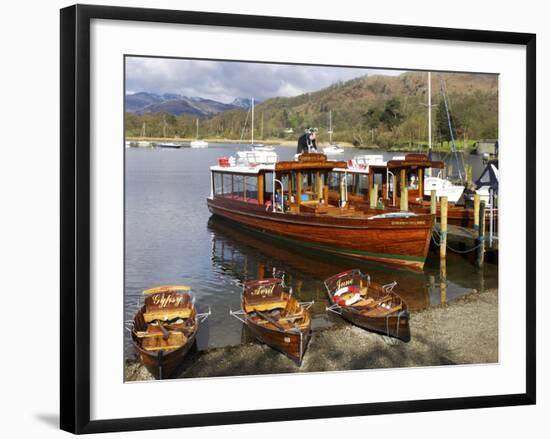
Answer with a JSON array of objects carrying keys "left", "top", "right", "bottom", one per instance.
[
  {"left": 324, "top": 271, "right": 411, "bottom": 342},
  {"left": 244, "top": 317, "right": 311, "bottom": 364},
  {"left": 132, "top": 306, "right": 197, "bottom": 380},
  {"left": 340, "top": 192, "right": 495, "bottom": 228},
  {"left": 339, "top": 307, "right": 411, "bottom": 342},
  {"left": 207, "top": 197, "right": 432, "bottom": 270}
]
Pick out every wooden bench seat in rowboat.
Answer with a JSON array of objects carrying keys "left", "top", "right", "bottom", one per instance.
[
  {"left": 142, "top": 332, "right": 188, "bottom": 352},
  {"left": 244, "top": 299, "right": 288, "bottom": 313},
  {"left": 143, "top": 308, "right": 192, "bottom": 323},
  {"left": 361, "top": 303, "right": 402, "bottom": 317}
]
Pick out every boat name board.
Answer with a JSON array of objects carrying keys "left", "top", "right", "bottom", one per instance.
[
  {"left": 391, "top": 220, "right": 427, "bottom": 226},
  {"left": 250, "top": 284, "right": 277, "bottom": 298},
  {"left": 336, "top": 278, "right": 354, "bottom": 290},
  {"left": 145, "top": 292, "right": 186, "bottom": 310}
]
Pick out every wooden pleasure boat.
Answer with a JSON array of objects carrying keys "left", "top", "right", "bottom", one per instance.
[
  {"left": 324, "top": 269, "right": 411, "bottom": 342},
  {"left": 131, "top": 285, "right": 208, "bottom": 379},
  {"left": 207, "top": 153, "right": 433, "bottom": 270},
  {"left": 230, "top": 278, "right": 312, "bottom": 364},
  {"left": 333, "top": 153, "right": 495, "bottom": 228}
]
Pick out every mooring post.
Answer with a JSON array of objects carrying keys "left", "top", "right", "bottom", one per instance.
[
  {"left": 440, "top": 196, "right": 448, "bottom": 263},
  {"left": 430, "top": 189, "right": 437, "bottom": 225},
  {"left": 473, "top": 193, "right": 480, "bottom": 233},
  {"left": 400, "top": 187, "right": 408, "bottom": 211},
  {"left": 477, "top": 200, "right": 486, "bottom": 268},
  {"left": 440, "top": 260, "right": 447, "bottom": 305},
  {"left": 370, "top": 183, "right": 378, "bottom": 209},
  {"left": 465, "top": 163, "right": 473, "bottom": 184}
]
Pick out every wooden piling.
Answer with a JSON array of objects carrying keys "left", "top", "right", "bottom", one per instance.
[
  {"left": 440, "top": 196, "right": 448, "bottom": 262},
  {"left": 400, "top": 187, "right": 408, "bottom": 211},
  {"left": 477, "top": 200, "right": 486, "bottom": 268},
  {"left": 465, "top": 163, "right": 473, "bottom": 183},
  {"left": 473, "top": 193, "right": 480, "bottom": 232},
  {"left": 440, "top": 260, "right": 447, "bottom": 305}
]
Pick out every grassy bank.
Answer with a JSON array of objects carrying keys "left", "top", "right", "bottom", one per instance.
[{"left": 126, "top": 288, "right": 498, "bottom": 381}]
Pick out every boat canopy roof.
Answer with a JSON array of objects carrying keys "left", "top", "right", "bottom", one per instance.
[
  {"left": 210, "top": 163, "right": 275, "bottom": 174},
  {"left": 275, "top": 153, "right": 347, "bottom": 172}
]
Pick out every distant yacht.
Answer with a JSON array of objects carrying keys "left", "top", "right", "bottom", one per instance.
[
  {"left": 238, "top": 97, "right": 276, "bottom": 157},
  {"left": 190, "top": 119, "right": 208, "bottom": 148},
  {"left": 323, "top": 111, "right": 344, "bottom": 155},
  {"left": 157, "top": 142, "right": 183, "bottom": 149}
]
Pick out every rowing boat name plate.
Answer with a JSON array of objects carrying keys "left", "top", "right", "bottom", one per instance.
[
  {"left": 336, "top": 278, "right": 353, "bottom": 290},
  {"left": 251, "top": 284, "right": 276, "bottom": 297},
  {"left": 145, "top": 292, "right": 186, "bottom": 310}
]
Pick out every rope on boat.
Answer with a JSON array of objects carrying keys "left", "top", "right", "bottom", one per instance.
[{"left": 431, "top": 227, "right": 483, "bottom": 254}]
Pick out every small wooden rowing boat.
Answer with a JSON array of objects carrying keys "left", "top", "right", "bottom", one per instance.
[
  {"left": 324, "top": 269, "right": 411, "bottom": 342},
  {"left": 131, "top": 285, "right": 204, "bottom": 379},
  {"left": 231, "top": 278, "right": 312, "bottom": 364}
]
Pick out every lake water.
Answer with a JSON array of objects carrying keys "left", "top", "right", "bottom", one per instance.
[{"left": 124, "top": 144, "right": 497, "bottom": 360}]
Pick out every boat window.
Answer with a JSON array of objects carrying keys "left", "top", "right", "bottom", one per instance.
[
  {"left": 232, "top": 175, "right": 244, "bottom": 198},
  {"left": 408, "top": 172, "right": 419, "bottom": 190},
  {"left": 327, "top": 172, "right": 340, "bottom": 191},
  {"left": 245, "top": 176, "right": 258, "bottom": 201},
  {"left": 213, "top": 172, "right": 223, "bottom": 196},
  {"left": 265, "top": 172, "right": 273, "bottom": 199},
  {"left": 222, "top": 174, "right": 232, "bottom": 196},
  {"left": 358, "top": 174, "right": 368, "bottom": 196}
]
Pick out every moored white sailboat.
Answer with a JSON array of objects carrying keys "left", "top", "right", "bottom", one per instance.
[
  {"left": 323, "top": 111, "right": 344, "bottom": 155},
  {"left": 190, "top": 119, "right": 208, "bottom": 148}
]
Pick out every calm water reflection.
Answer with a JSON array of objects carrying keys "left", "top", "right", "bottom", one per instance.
[{"left": 124, "top": 145, "right": 497, "bottom": 359}]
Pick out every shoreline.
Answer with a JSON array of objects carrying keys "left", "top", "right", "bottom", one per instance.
[
  {"left": 126, "top": 137, "right": 475, "bottom": 153},
  {"left": 126, "top": 287, "right": 498, "bottom": 381}
]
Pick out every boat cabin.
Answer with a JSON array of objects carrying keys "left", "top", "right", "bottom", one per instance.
[
  {"left": 331, "top": 153, "right": 444, "bottom": 207},
  {"left": 209, "top": 153, "right": 348, "bottom": 214}
]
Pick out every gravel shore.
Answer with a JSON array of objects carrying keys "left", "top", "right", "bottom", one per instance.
[{"left": 126, "top": 288, "right": 498, "bottom": 381}]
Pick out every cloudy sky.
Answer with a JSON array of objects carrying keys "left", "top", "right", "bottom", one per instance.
[{"left": 126, "top": 57, "right": 404, "bottom": 103}]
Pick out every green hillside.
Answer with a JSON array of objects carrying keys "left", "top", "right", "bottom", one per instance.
[{"left": 125, "top": 71, "right": 498, "bottom": 150}]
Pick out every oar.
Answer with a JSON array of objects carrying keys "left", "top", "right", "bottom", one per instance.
[{"left": 256, "top": 310, "right": 286, "bottom": 331}]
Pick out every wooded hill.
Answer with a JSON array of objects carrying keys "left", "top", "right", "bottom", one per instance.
[{"left": 125, "top": 71, "right": 498, "bottom": 149}]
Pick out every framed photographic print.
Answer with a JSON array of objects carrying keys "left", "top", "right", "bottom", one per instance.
[{"left": 60, "top": 4, "right": 536, "bottom": 434}]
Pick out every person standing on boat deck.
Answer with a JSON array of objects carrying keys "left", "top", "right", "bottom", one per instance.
[{"left": 296, "top": 128, "right": 318, "bottom": 154}]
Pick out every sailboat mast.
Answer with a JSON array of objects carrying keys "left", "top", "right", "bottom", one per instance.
[
  {"left": 251, "top": 97, "right": 255, "bottom": 145},
  {"left": 196, "top": 119, "right": 199, "bottom": 138},
  {"left": 329, "top": 110, "right": 333, "bottom": 144},
  {"left": 428, "top": 72, "right": 432, "bottom": 155}
]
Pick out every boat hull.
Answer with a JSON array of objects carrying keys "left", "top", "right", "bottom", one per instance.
[
  {"left": 324, "top": 271, "right": 411, "bottom": 342},
  {"left": 207, "top": 198, "right": 432, "bottom": 270},
  {"left": 339, "top": 307, "right": 411, "bottom": 342},
  {"left": 244, "top": 317, "right": 311, "bottom": 363},
  {"left": 132, "top": 306, "right": 197, "bottom": 380}
]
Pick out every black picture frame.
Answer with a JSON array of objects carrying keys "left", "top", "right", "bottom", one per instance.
[{"left": 60, "top": 4, "right": 536, "bottom": 434}]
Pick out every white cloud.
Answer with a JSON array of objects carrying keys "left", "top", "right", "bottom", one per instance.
[{"left": 126, "top": 57, "right": 405, "bottom": 102}]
